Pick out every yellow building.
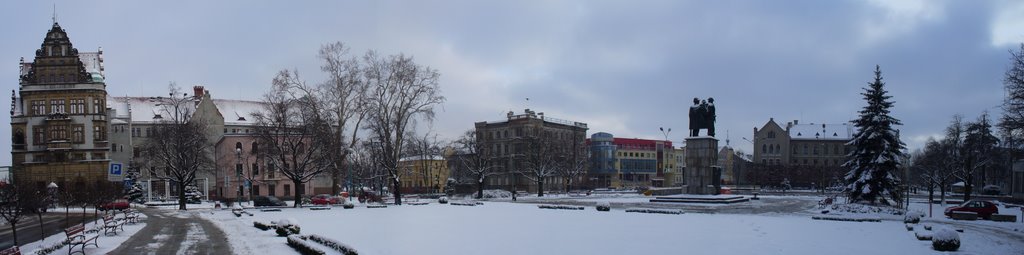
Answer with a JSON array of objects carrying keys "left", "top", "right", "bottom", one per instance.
[
  {"left": 11, "top": 22, "right": 111, "bottom": 189},
  {"left": 398, "top": 155, "right": 449, "bottom": 194}
]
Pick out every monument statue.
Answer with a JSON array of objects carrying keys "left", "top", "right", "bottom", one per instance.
[{"left": 688, "top": 97, "right": 716, "bottom": 137}]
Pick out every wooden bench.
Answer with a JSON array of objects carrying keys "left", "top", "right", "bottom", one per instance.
[
  {"left": 0, "top": 246, "right": 20, "bottom": 255},
  {"left": 65, "top": 224, "right": 98, "bottom": 255},
  {"left": 123, "top": 209, "right": 140, "bottom": 224},
  {"left": 102, "top": 214, "right": 125, "bottom": 235}
]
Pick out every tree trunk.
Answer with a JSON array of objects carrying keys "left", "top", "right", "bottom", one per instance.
[
  {"left": 10, "top": 223, "right": 17, "bottom": 246},
  {"left": 178, "top": 182, "right": 188, "bottom": 210},
  {"left": 331, "top": 166, "right": 341, "bottom": 195},
  {"left": 537, "top": 180, "right": 544, "bottom": 197},
  {"left": 940, "top": 185, "right": 946, "bottom": 205},
  {"left": 392, "top": 178, "right": 402, "bottom": 205},
  {"left": 64, "top": 206, "right": 69, "bottom": 228},
  {"left": 476, "top": 177, "right": 485, "bottom": 199},
  {"left": 964, "top": 174, "right": 973, "bottom": 202},
  {"left": 293, "top": 179, "right": 303, "bottom": 208},
  {"left": 38, "top": 213, "right": 44, "bottom": 243},
  {"left": 928, "top": 185, "right": 935, "bottom": 217}
]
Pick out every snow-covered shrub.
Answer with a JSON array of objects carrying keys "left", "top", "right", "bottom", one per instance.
[
  {"left": 923, "top": 224, "right": 932, "bottom": 231},
  {"left": 482, "top": 189, "right": 512, "bottom": 199},
  {"left": 932, "top": 228, "right": 960, "bottom": 251},
  {"left": 32, "top": 239, "right": 69, "bottom": 255},
  {"left": 905, "top": 224, "right": 914, "bottom": 231},
  {"left": 342, "top": 203, "right": 355, "bottom": 209},
  {"left": 915, "top": 231, "right": 933, "bottom": 240},
  {"left": 184, "top": 185, "right": 203, "bottom": 204},
  {"left": 276, "top": 218, "right": 301, "bottom": 236},
  {"left": 625, "top": 208, "right": 683, "bottom": 215},
  {"left": 904, "top": 211, "right": 924, "bottom": 224},
  {"left": 287, "top": 235, "right": 326, "bottom": 255},
  {"left": 596, "top": 202, "right": 611, "bottom": 212},
  {"left": 450, "top": 201, "right": 476, "bottom": 206},
  {"left": 308, "top": 234, "right": 359, "bottom": 255},
  {"left": 538, "top": 205, "right": 584, "bottom": 210},
  {"left": 254, "top": 221, "right": 275, "bottom": 231},
  {"left": 439, "top": 197, "right": 449, "bottom": 204},
  {"left": 829, "top": 203, "right": 904, "bottom": 215}
]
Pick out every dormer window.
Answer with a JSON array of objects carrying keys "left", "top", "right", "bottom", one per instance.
[{"left": 153, "top": 114, "right": 162, "bottom": 119}]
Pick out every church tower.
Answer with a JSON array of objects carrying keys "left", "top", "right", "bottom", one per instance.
[{"left": 11, "top": 22, "right": 110, "bottom": 189}]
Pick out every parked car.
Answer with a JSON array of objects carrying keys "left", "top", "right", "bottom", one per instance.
[
  {"left": 99, "top": 199, "right": 130, "bottom": 211},
  {"left": 311, "top": 194, "right": 343, "bottom": 205},
  {"left": 944, "top": 200, "right": 999, "bottom": 219},
  {"left": 981, "top": 185, "right": 1002, "bottom": 195},
  {"left": 253, "top": 196, "right": 287, "bottom": 207}
]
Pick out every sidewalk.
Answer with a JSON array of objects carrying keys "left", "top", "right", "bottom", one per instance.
[{"left": 108, "top": 208, "right": 231, "bottom": 255}]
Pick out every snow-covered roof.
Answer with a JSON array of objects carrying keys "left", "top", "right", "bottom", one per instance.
[
  {"left": 789, "top": 123, "right": 853, "bottom": 141},
  {"left": 213, "top": 99, "right": 264, "bottom": 126},
  {"left": 108, "top": 96, "right": 265, "bottom": 125},
  {"left": 399, "top": 155, "right": 446, "bottom": 162}
]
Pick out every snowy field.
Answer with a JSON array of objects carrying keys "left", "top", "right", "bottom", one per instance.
[{"left": 201, "top": 200, "right": 1024, "bottom": 255}]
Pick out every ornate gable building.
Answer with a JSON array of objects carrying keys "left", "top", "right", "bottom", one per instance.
[{"left": 11, "top": 22, "right": 110, "bottom": 189}]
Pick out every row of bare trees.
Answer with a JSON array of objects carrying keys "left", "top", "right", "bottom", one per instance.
[
  {"left": 0, "top": 182, "right": 122, "bottom": 246},
  {"left": 248, "top": 42, "right": 444, "bottom": 206},
  {"left": 911, "top": 113, "right": 1003, "bottom": 204}
]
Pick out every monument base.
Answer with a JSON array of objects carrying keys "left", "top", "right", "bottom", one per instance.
[{"left": 684, "top": 137, "right": 720, "bottom": 195}]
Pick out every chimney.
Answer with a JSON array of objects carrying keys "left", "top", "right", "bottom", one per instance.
[
  {"left": 193, "top": 86, "right": 205, "bottom": 98},
  {"left": 793, "top": 120, "right": 799, "bottom": 125}
]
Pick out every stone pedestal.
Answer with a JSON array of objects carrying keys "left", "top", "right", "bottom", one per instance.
[{"left": 685, "top": 137, "right": 720, "bottom": 195}]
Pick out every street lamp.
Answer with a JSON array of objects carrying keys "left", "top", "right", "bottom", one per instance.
[
  {"left": 235, "top": 148, "right": 243, "bottom": 205},
  {"left": 47, "top": 182, "right": 58, "bottom": 210}
]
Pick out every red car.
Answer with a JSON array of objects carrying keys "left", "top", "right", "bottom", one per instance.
[
  {"left": 99, "top": 199, "right": 130, "bottom": 211},
  {"left": 945, "top": 200, "right": 999, "bottom": 219},
  {"left": 311, "top": 194, "right": 342, "bottom": 205}
]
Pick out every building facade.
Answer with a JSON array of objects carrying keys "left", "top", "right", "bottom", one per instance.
[
  {"left": 717, "top": 145, "right": 752, "bottom": 186},
  {"left": 11, "top": 22, "right": 112, "bottom": 189},
  {"left": 586, "top": 132, "right": 677, "bottom": 189},
  {"left": 474, "top": 109, "right": 588, "bottom": 194},
  {"left": 752, "top": 119, "right": 852, "bottom": 188},
  {"left": 398, "top": 155, "right": 450, "bottom": 194}
]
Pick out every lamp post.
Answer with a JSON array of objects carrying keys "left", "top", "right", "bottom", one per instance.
[
  {"left": 47, "top": 182, "right": 58, "bottom": 210},
  {"left": 235, "top": 148, "right": 242, "bottom": 205}
]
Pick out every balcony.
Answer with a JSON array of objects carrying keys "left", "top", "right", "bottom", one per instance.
[{"left": 47, "top": 140, "right": 72, "bottom": 151}]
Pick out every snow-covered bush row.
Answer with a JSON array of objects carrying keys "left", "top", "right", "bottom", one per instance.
[
  {"left": 538, "top": 205, "right": 584, "bottom": 210},
  {"left": 625, "top": 209, "right": 683, "bottom": 215},
  {"left": 30, "top": 239, "right": 69, "bottom": 255},
  {"left": 810, "top": 215, "right": 881, "bottom": 222},
  {"left": 903, "top": 211, "right": 924, "bottom": 224},
  {"left": 829, "top": 203, "right": 904, "bottom": 215},
  {"left": 914, "top": 231, "right": 932, "bottom": 241},
  {"left": 407, "top": 202, "right": 429, "bottom": 206},
  {"left": 482, "top": 189, "right": 512, "bottom": 199},
  {"left": 596, "top": 202, "right": 611, "bottom": 212},
  {"left": 342, "top": 203, "right": 355, "bottom": 209},
  {"left": 276, "top": 218, "right": 301, "bottom": 236},
  {"left": 287, "top": 235, "right": 326, "bottom": 255},
  {"left": 308, "top": 234, "right": 360, "bottom": 255},
  {"left": 439, "top": 197, "right": 449, "bottom": 204},
  {"left": 253, "top": 221, "right": 275, "bottom": 231},
  {"left": 450, "top": 201, "right": 476, "bottom": 206},
  {"left": 367, "top": 204, "right": 387, "bottom": 208},
  {"left": 932, "top": 228, "right": 960, "bottom": 251}
]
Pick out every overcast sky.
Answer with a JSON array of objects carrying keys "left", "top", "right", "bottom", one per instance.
[{"left": 2, "top": 0, "right": 1023, "bottom": 165}]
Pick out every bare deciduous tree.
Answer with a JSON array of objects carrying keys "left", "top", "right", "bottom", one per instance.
[
  {"left": 140, "top": 84, "right": 214, "bottom": 210},
  {"left": 519, "top": 128, "right": 563, "bottom": 197},
  {"left": 453, "top": 130, "right": 498, "bottom": 199},
  {"left": 312, "top": 42, "right": 369, "bottom": 195},
  {"left": 559, "top": 133, "right": 588, "bottom": 193},
  {"left": 253, "top": 70, "right": 332, "bottom": 207},
  {"left": 0, "top": 184, "right": 29, "bottom": 246},
  {"left": 363, "top": 51, "right": 445, "bottom": 205},
  {"left": 1000, "top": 43, "right": 1024, "bottom": 141}
]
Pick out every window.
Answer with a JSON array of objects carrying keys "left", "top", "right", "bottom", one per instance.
[
  {"left": 268, "top": 184, "right": 276, "bottom": 196},
  {"left": 33, "top": 126, "right": 46, "bottom": 144},
  {"left": 131, "top": 127, "right": 140, "bottom": 137},
  {"left": 71, "top": 125, "right": 84, "bottom": 143},
  {"left": 761, "top": 145, "right": 767, "bottom": 154},
  {"left": 803, "top": 144, "right": 808, "bottom": 155},
  {"left": 31, "top": 100, "right": 45, "bottom": 115},
  {"left": 94, "top": 126, "right": 106, "bottom": 141},
  {"left": 252, "top": 163, "right": 259, "bottom": 176},
  {"left": 284, "top": 184, "right": 291, "bottom": 196},
  {"left": 253, "top": 185, "right": 261, "bottom": 196},
  {"left": 92, "top": 99, "right": 104, "bottom": 114},
  {"left": 50, "top": 99, "right": 66, "bottom": 113},
  {"left": 50, "top": 125, "right": 67, "bottom": 140},
  {"left": 70, "top": 99, "right": 85, "bottom": 114},
  {"left": 235, "top": 142, "right": 243, "bottom": 152},
  {"left": 268, "top": 163, "right": 276, "bottom": 178},
  {"left": 834, "top": 145, "right": 840, "bottom": 155},
  {"left": 236, "top": 164, "right": 243, "bottom": 177},
  {"left": 133, "top": 147, "right": 140, "bottom": 158},
  {"left": 252, "top": 142, "right": 258, "bottom": 154}
]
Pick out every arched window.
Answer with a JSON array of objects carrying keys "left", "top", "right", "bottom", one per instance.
[
  {"left": 13, "top": 129, "right": 25, "bottom": 145},
  {"left": 235, "top": 142, "right": 243, "bottom": 153},
  {"left": 775, "top": 144, "right": 781, "bottom": 154},
  {"left": 761, "top": 144, "right": 767, "bottom": 154}
]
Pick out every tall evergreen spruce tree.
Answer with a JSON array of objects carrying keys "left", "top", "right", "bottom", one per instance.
[{"left": 844, "top": 65, "right": 906, "bottom": 205}]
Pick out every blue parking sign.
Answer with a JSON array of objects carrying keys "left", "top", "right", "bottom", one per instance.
[{"left": 110, "top": 163, "right": 122, "bottom": 175}]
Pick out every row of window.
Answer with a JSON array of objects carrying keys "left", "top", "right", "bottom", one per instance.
[
  {"left": 761, "top": 143, "right": 849, "bottom": 156},
  {"left": 27, "top": 125, "right": 104, "bottom": 144},
  {"left": 29, "top": 99, "right": 104, "bottom": 116},
  {"left": 760, "top": 158, "right": 843, "bottom": 166}
]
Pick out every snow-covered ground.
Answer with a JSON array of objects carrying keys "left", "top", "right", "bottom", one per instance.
[{"left": 202, "top": 199, "right": 1024, "bottom": 255}]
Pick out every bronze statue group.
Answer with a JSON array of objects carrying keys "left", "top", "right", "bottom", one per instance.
[{"left": 688, "top": 97, "right": 716, "bottom": 137}]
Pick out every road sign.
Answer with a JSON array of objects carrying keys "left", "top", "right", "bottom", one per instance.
[{"left": 108, "top": 163, "right": 124, "bottom": 181}]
